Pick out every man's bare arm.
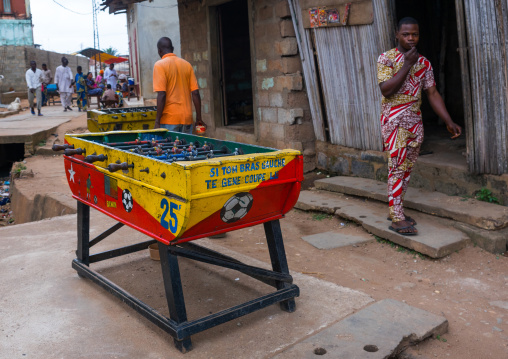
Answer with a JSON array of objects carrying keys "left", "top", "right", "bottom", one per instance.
[
  {"left": 379, "top": 47, "right": 419, "bottom": 97},
  {"left": 425, "top": 86, "right": 462, "bottom": 139},
  {"left": 191, "top": 90, "right": 205, "bottom": 127},
  {"left": 155, "top": 91, "right": 166, "bottom": 129}
]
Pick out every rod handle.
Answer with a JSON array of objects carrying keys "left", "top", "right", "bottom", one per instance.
[
  {"left": 84, "top": 154, "right": 108, "bottom": 163},
  {"left": 107, "top": 162, "right": 134, "bottom": 172},
  {"left": 52, "top": 144, "right": 74, "bottom": 151},
  {"left": 64, "top": 148, "right": 85, "bottom": 156}
]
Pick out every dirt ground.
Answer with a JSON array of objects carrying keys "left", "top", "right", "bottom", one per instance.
[{"left": 6, "top": 114, "right": 508, "bottom": 358}]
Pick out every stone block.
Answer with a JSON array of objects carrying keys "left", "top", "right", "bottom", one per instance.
[
  {"left": 276, "top": 73, "right": 303, "bottom": 91},
  {"left": 302, "top": 232, "right": 372, "bottom": 249},
  {"left": 256, "top": 59, "right": 267, "bottom": 72},
  {"left": 260, "top": 107, "right": 278, "bottom": 123},
  {"left": 259, "top": 121, "right": 284, "bottom": 140},
  {"left": 258, "top": 92, "right": 269, "bottom": 106},
  {"left": 287, "top": 141, "right": 304, "bottom": 151},
  {"left": 329, "top": 157, "right": 350, "bottom": 175},
  {"left": 275, "top": 0, "right": 292, "bottom": 18},
  {"left": 351, "top": 160, "right": 374, "bottom": 178},
  {"left": 258, "top": 5, "right": 274, "bottom": 21},
  {"left": 361, "top": 150, "right": 386, "bottom": 164},
  {"left": 280, "top": 19, "right": 296, "bottom": 37},
  {"left": 275, "top": 38, "right": 298, "bottom": 56},
  {"left": 278, "top": 108, "right": 303, "bottom": 125},
  {"left": 285, "top": 122, "right": 315, "bottom": 141},
  {"left": 267, "top": 59, "right": 282, "bottom": 72},
  {"left": 317, "top": 152, "right": 328, "bottom": 168},
  {"left": 281, "top": 56, "right": 303, "bottom": 74},
  {"left": 269, "top": 92, "right": 284, "bottom": 107}
]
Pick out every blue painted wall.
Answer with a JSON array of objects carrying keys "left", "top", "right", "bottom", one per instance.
[{"left": 0, "top": 19, "right": 33, "bottom": 46}]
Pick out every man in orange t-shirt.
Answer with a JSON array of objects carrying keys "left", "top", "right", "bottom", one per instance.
[{"left": 153, "top": 37, "right": 205, "bottom": 133}]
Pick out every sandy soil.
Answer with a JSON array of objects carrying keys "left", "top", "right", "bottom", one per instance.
[{"left": 7, "top": 116, "right": 508, "bottom": 358}]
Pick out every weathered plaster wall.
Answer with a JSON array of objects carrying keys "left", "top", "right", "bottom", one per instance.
[
  {"left": 178, "top": 0, "right": 316, "bottom": 171},
  {"left": 0, "top": 46, "right": 88, "bottom": 93},
  {"left": 0, "top": 19, "right": 33, "bottom": 46},
  {"left": 127, "top": 0, "right": 181, "bottom": 99}
]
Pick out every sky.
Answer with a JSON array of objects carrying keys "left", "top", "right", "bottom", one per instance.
[{"left": 31, "top": 0, "right": 129, "bottom": 55}]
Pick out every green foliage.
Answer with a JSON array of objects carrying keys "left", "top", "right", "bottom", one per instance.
[
  {"left": 102, "top": 47, "right": 119, "bottom": 56},
  {"left": 311, "top": 213, "right": 331, "bottom": 221},
  {"left": 475, "top": 188, "right": 499, "bottom": 204},
  {"left": 14, "top": 163, "right": 27, "bottom": 173},
  {"left": 38, "top": 140, "right": 46, "bottom": 147},
  {"left": 375, "top": 236, "right": 426, "bottom": 259}
]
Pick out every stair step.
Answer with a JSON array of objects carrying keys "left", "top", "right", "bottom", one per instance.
[
  {"left": 315, "top": 176, "right": 508, "bottom": 231},
  {"left": 296, "top": 190, "right": 469, "bottom": 258}
]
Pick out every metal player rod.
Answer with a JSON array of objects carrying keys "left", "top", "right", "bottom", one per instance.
[{"left": 105, "top": 137, "right": 186, "bottom": 146}]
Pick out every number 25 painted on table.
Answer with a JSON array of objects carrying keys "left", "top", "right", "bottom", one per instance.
[{"left": 160, "top": 198, "right": 179, "bottom": 233}]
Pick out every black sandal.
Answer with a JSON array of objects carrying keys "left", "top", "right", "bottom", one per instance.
[
  {"left": 387, "top": 216, "right": 417, "bottom": 226},
  {"left": 388, "top": 225, "right": 418, "bottom": 236}
]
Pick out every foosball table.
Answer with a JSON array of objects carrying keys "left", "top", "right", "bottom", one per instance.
[
  {"left": 87, "top": 106, "right": 157, "bottom": 133},
  {"left": 54, "top": 129, "right": 303, "bottom": 352}
]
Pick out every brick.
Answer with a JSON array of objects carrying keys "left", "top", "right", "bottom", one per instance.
[
  {"left": 258, "top": 5, "right": 274, "bottom": 21},
  {"left": 260, "top": 107, "right": 278, "bottom": 123},
  {"left": 269, "top": 92, "right": 284, "bottom": 107},
  {"left": 278, "top": 107, "right": 303, "bottom": 125},
  {"left": 287, "top": 91, "right": 308, "bottom": 108},
  {"left": 267, "top": 59, "right": 283, "bottom": 73},
  {"left": 256, "top": 59, "right": 267, "bottom": 72},
  {"left": 259, "top": 121, "right": 284, "bottom": 140},
  {"left": 275, "top": 0, "right": 292, "bottom": 18},
  {"left": 280, "top": 19, "right": 296, "bottom": 37},
  {"left": 258, "top": 92, "right": 269, "bottom": 106},
  {"left": 285, "top": 122, "right": 315, "bottom": 141},
  {"left": 275, "top": 38, "right": 298, "bottom": 56},
  {"left": 276, "top": 73, "right": 303, "bottom": 91},
  {"left": 281, "top": 56, "right": 302, "bottom": 74}
]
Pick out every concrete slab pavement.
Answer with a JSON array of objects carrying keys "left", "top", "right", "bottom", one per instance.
[
  {"left": 302, "top": 232, "right": 373, "bottom": 249},
  {"left": 296, "top": 190, "right": 469, "bottom": 258},
  {"left": 0, "top": 105, "right": 83, "bottom": 150},
  {"left": 274, "top": 299, "right": 448, "bottom": 359},
  {"left": 315, "top": 176, "right": 508, "bottom": 231},
  {"left": 0, "top": 211, "right": 374, "bottom": 358}
]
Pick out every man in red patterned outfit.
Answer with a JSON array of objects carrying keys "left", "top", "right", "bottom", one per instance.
[{"left": 377, "top": 17, "right": 462, "bottom": 235}]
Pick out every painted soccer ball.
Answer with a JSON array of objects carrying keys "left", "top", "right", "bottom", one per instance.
[
  {"left": 220, "top": 192, "right": 254, "bottom": 223},
  {"left": 195, "top": 125, "right": 206, "bottom": 135},
  {"left": 122, "top": 189, "right": 133, "bottom": 213}
]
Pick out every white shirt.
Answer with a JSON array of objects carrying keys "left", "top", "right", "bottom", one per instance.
[
  {"left": 104, "top": 68, "right": 118, "bottom": 89},
  {"left": 26, "top": 68, "right": 43, "bottom": 90},
  {"left": 54, "top": 65, "right": 74, "bottom": 93}
]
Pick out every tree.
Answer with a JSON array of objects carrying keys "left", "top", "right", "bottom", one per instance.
[{"left": 102, "top": 47, "right": 119, "bottom": 56}]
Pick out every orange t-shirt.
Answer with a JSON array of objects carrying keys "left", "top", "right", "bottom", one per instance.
[{"left": 153, "top": 53, "right": 199, "bottom": 125}]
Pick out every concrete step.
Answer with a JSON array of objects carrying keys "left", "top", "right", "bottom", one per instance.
[
  {"left": 274, "top": 298, "right": 447, "bottom": 359},
  {"left": 296, "top": 190, "right": 469, "bottom": 258},
  {"left": 315, "top": 176, "right": 508, "bottom": 231}
]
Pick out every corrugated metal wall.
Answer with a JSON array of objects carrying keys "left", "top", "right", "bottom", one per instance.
[
  {"left": 462, "top": 0, "right": 508, "bottom": 174},
  {"left": 290, "top": 0, "right": 395, "bottom": 151}
]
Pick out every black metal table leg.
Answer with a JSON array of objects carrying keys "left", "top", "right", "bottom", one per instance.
[
  {"left": 263, "top": 220, "right": 296, "bottom": 313},
  {"left": 158, "top": 242, "right": 193, "bottom": 353},
  {"left": 77, "top": 201, "right": 90, "bottom": 266}
]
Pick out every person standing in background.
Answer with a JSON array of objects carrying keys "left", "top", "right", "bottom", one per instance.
[
  {"left": 104, "top": 63, "right": 118, "bottom": 90},
  {"left": 25, "top": 60, "right": 43, "bottom": 116},
  {"left": 54, "top": 57, "right": 74, "bottom": 112},
  {"left": 75, "top": 66, "right": 87, "bottom": 112},
  {"left": 41, "top": 63, "right": 52, "bottom": 107}
]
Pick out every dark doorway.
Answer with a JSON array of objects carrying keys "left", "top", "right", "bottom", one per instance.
[
  {"left": 218, "top": 0, "right": 254, "bottom": 131},
  {"left": 395, "top": 1, "right": 465, "bottom": 129}
]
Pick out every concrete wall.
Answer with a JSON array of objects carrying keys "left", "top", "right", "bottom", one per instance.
[
  {"left": 0, "top": 19, "right": 33, "bottom": 45},
  {"left": 127, "top": 0, "right": 181, "bottom": 99},
  {"left": 178, "top": 0, "right": 316, "bottom": 171},
  {"left": 0, "top": 46, "right": 88, "bottom": 93}
]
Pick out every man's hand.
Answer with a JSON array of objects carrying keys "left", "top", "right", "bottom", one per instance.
[
  {"left": 446, "top": 122, "right": 462, "bottom": 139},
  {"left": 404, "top": 47, "right": 419, "bottom": 68},
  {"left": 195, "top": 118, "right": 207, "bottom": 129},
  {"left": 30, "top": 88, "right": 35, "bottom": 94}
]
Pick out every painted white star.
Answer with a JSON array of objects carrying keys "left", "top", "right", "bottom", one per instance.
[{"left": 68, "top": 164, "right": 76, "bottom": 183}]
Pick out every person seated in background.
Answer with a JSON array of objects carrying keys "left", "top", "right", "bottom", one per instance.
[
  {"left": 115, "top": 84, "right": 124, "bottom": 107},
  {"left": 101, "top": 84, "right": 119, "bottom": 108},
  {"left": 86, "top": 72, "right": 103, "bottom": 96},
  {"left": 95, "top": 69, "right": 105, "bottom": 88},
  {"left": 119, "top": 74, "right": 130, "bottom": 97}
]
